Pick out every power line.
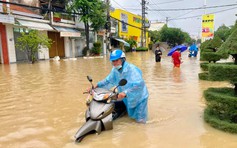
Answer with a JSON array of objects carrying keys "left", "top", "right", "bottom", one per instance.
[
  {"left": 110, "top": 16, "right": 142, "bottom": 30},
  {"left": 122, "top": 0, "right": 184, "bottom": 8},
  {"left": 111, "top": 0, "right": 129, "bottom": 11},
  {"left": 171, "top": 9, "right": 198, "bottom": 20},
  {"left": 0, "top": 0, "right": 82, "bottom": 15},
  {"left": 124, "top": 3, "right": 237, "bottom": 11},
  {"left": 148, "top": 0, "right": 184, "bottom": 6},
  {"left": 148, "top": 0, "right": 173, "bottom": 26},
  {"left": 168, "top": 6, "right": 237, "bottom": 21},
  {"left": 150, "top": 3, "right": 237, "bottom": 11},
  {"left": 0, "top": 1, "right": 143, "bottom": 31}
]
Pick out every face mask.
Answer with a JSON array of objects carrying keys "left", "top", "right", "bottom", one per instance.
[{"left": 114, "top": 65, "right": 122, "bottom": 70}]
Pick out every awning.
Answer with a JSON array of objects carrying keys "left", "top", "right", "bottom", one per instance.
[
  {"left": 17, "top": 20, "right": 54, "bottom": 31},
  {"left": 0, "top": 14, "right": 14, "bottom": 24},
  {"left": 53, "top": 26, "right": 81, "bottom": 37},
  {"left": 113, "top": 38, "right": 130, "bottom": 47}
]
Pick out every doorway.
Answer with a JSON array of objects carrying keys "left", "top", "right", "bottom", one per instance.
[{"left": 48, "top": 32, "right": 65, "bottom": 58}]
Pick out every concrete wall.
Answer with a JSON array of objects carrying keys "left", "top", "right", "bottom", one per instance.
[
  {"left": 64, "top": 37, "right": 70, "bottom": 58},
  {"left": 6, "top": 25, "right": 16, "bottom": 63},
  {"left": 38, "top": 31, "right": 49, "bottom": 60},
  {"left": 64, "top": 37, "right": 85, "bottom": 58}
]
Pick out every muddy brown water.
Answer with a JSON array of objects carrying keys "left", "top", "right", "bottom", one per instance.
[{"left": 0, "top": 50, "right": 237, "bottom": 148}]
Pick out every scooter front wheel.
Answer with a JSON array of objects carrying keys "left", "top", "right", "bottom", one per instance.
[{"left": 75, "top": 136, "right": 85, "bottom": 143}]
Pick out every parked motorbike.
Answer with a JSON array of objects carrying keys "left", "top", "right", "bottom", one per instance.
[{"left": 74, "top": 76, "right": 127, "bottom": 142}]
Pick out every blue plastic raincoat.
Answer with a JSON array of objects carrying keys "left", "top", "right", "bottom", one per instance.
[
  {"left": 189, "top": 44, "right": 198, "bottom": 57},
  {"left": 189, "top": 44, "right": 198, "bottom": 52},
  {"left": 97, "top": 61, "right": 149, "bottom": 123}
]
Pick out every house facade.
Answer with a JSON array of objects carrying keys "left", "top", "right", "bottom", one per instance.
[
  {"left": 110, "top": 9, "right": 149, "bottom": 47},
  {"left": 0, "top": 0, "right": 86, "bottom": 64}
]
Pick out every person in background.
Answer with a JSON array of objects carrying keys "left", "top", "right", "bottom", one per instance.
[
  {"left": 95, "top": 49, "right": 149, "bottom": 123},
  {"left": 172, "top": 48, "right": 182, "bottom": 68},
  {"left": 132, "top": 45, "right": 136, "bottom": 52},
  {"left": 193, "top": 46, "right": 198, "bottom": 57},
  {"left": 155, "top": 44, "right": 162, "bottom": 62},
  {"left": 189, "top": 43, "right": 198, "bottom": 57}
]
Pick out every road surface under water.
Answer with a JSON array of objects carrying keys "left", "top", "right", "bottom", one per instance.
[{"left": 0, "top": 50, "right": 237, "bottom": 148}]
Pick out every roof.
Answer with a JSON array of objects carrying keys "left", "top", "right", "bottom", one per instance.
[{"left": 10, "top": 4, "right": 37, "bottom": 14}]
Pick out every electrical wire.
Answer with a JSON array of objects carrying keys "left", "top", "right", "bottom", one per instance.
[
  {"left": 110, "top": 16, "right": 142, "bottom": 30},
  {"left": 148, "top": 0, "right": 184, "bottom": 6},
  {"left": 111, "top": 0, "right": 129, "bottom": 11},
  {"left": 126, "top": 3, "right": 237, "bottom": 11},
  {"left": 148, "top": 0, "right": 172, "bottom": 23},
  {"left": 168, "top": 6, "right": 237, "bottom": 21}
]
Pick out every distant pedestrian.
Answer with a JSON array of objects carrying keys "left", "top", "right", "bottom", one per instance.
[
  {"left": 188, "top": 43, "right": 198, "bottom": 57},
  {"left": 155, "top": 44, "right": 162, "bottom": 62},
  {"left": 172, "top": 48, "right": 182, "bottom": 68},
  {"left": 132, "top": 45, "right": 136, "bottom": 52}
]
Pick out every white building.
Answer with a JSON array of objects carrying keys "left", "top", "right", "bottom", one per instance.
[{"left": 149, "top": 22, "right": 165, "bottom": 31}]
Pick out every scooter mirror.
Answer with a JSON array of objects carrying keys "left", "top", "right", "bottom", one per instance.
[
  {"left": 87, "top": 76, "right": 93, "bottom": 82},
  {"left": 119, "top": 79, "right": 127, "bottom": 86}
]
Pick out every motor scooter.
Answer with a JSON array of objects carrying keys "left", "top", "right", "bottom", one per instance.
[
  {"left": 74, "top": 76, "right": 127, "bottom": 142},
  {"left": 188, "top": 50, "right": 194, "bottom": 57}
]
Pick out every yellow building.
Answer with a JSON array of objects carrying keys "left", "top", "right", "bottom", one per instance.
[{"left": 110, "top": 9, "right": 149, "bottom": 47}]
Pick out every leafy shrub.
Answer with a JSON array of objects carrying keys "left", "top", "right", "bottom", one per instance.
[
  {"left": 148, "top": 41, "right": 153, "bottom": 50},
  {"left": 136, "top": 47, "right": 148, "bottom": 51},
  {"left": 124, "top": 38, "right": 137, "bottom": 52},
  {"left": 82, "top": 47, "right": 89, "bottom": 56},
  {"left": 90, "top": 42, "right": 102, "bottom": 55}
]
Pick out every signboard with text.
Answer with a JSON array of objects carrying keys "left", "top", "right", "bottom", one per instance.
[
  {"left": 202, "top": 14, "right": 215, "bottom": 39},
  {"left": 60, "top": 32, "right": 81, "bottom": 37},
  {"left": 0, "top": 14, "right": 14, "bottom": 24}
]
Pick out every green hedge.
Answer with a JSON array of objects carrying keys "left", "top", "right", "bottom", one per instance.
[
  {"left": 204, "top": 107, "right": 237, "bottom": 133},
  {"left": 204, "top": 87, "right": 237, "bottom": 133},
  {"left": 204, "top": 87, "right": 237, "bottom": 122},
  {"left": 208, "top": 63, "right": 237, "bottom": 83},
  {"left": 200, "top": 52, "right": 222, "bottom": 62},
  {"left": 200, "top": 62, "right": 209, "bottom": 71},
  {"left": 136, "top": 47, "right": 148, "bottom": 51},
  {"left": 198, "top": 72, "right": 209, "bottom": 80},
  {"left": 201, "top": 48, "right": 215, "bottom": 53}
]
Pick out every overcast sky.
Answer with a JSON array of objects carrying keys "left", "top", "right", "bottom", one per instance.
[{"left": 110, "top": 0, "right": 237, "bottom": 38}]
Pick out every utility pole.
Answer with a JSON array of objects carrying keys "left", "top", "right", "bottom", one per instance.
[
  {"left": 106, "top": 0, "right": 111, "bottom": 53},
  {"left": 141, "top": 0, "right": 147, "bottom": 47},
  {"left": 204, "top": 0, "right": 207, "bottom": 14},
  {"left": 166, "top": 17, "right": 169, "bottom": 26},
  {"left": 202, "top": 0, "right": 207, "bottom": 43}
]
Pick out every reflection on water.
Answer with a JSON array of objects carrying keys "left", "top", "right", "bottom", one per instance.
[{"left": 0, "top": 50, "right": 237, "bottom": 147}]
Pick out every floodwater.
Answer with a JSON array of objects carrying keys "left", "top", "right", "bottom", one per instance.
[{"left": 0, "top": 50, "right": 237, "bottom": 148}]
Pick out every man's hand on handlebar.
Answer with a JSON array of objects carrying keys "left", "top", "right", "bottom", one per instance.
[
  {"left": 117, "top": 92, "right": 126, "bottom": 100},
  {"left": 85, "top": 85, "right": 98, "bottom": 94}
]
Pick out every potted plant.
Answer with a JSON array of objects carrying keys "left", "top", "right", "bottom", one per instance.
[{"left": 53, "top": 12, "right": 61, "bottom": 22}]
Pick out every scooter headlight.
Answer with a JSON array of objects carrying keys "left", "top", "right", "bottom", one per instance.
[{"left": 103, "top": 94, "right": 110, "bottom": 100}]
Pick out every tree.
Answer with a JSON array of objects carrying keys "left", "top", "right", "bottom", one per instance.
[
  {"left": 159, "top": 25, "right": 188, "bottom": 47},
  {"left": 218, "top": 21, "right": 237, "bottom": 62},
  {"left": 148, "top": 30, "right": 161, "bottom": 43},
  {"left": 69, "top": 0, "right": 106, "bottom": 50},
  {"left": 183, "top": 32, "right": 194, "bottom": 45},
  {"left": 214, "top": 24, "right": 232, "bottom": 42},
  {"left": 16, "top": 30, "right": 52, "bottom": 64}
]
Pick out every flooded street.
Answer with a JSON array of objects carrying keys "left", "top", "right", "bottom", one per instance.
[{"left": 0, "top": 50, "right": 237, "bottom": 148}]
